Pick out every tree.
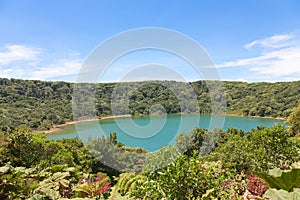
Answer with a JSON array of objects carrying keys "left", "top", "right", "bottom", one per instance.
[
  {"left": 207, "top": 125, "right": 300, "bottom": 172},
  {"left": 6, "top": 127, "right": 43, "bottom": 167},
  {"left": 287, "top": 102, "right": 300, "bottom": 136}
]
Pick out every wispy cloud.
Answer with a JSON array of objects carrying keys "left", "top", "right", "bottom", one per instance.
[
  {"left": 0, "top": 44, "right": 82, "bottom": 81},
  {"left": 217, "top": 32, "right": 300, "bottom": 81},
  {"left": 0, "top": 44, "right": 41, "bottom": 66},
  {"left": 31, "top": 58, "right": 82, "bottom": 80},
  {"left": 0, "top": 68, "right": 27, "bottom": 79},
  {"left": 244, "top": 33, "right": 294, "bottom": 49}
]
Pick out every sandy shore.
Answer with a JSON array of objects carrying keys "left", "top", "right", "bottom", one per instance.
[
  {"left": 36, "top": 115, "right": 131, "bottom": 134},
  {"left": 225, "top": 113, "right": 285, "bottom": 120}
]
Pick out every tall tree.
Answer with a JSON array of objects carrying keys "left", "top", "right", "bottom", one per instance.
[{"left": 287, "top": 102, "right": 300, "bottom": 136}]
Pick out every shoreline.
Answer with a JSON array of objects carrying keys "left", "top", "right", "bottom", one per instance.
[
  {"left": 224, "top": 113, "right": 285, "bottom": 120},
  {"left": 37, "top": 113, "right": 286, "bottom": 135},
  {"left": 36, "top": 115, "right": 131, "bottom": 134}
]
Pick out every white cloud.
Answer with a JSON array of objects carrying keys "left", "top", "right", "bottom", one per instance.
[
  {"left": 0, "top": 44, "right": 82, "bottom": 81},
  {"left": 0, "top": 68, "right": 26, "bottom": 79},
  {"left": 244, "top": 40, "right": 258, "bottom": 49},
  {"left": 244, "top": 33, "right": 294, "bottom": 49},
  {"left": 0, "top": 44, "right": 41, "bottom": 66},
  {"left": 218, "top": 32, "right": 300, "bottom": 81},
  {"left": 250, "top": 47, "right": 300, "bottom": 76},
  {"left": 31, "top": 58, "right": 82, "bottom": 80}
]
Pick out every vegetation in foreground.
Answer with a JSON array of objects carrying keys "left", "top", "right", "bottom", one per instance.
[{"left": 0, "top": 103, "right": 300, "bottom": 199}]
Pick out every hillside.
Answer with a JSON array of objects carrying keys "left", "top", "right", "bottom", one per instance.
[{"left": 0, "top": 78, "right": 299, "bottom": 132}]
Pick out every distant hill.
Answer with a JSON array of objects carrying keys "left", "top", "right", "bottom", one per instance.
[{"left": 0, "top": 78, "right": 299, "bottom": 132}]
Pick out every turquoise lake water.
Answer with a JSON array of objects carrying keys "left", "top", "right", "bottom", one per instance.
[{"left": 47, "top": 114, "right": 286, "bottom": 152}]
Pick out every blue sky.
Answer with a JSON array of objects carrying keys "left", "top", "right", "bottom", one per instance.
[{"left": 0, "top": 0, "right": 300, "bottom": 82}]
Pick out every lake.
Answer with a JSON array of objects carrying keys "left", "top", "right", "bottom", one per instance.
[{"left": 47, "top": 114, "right": 286, "bottom": 152}]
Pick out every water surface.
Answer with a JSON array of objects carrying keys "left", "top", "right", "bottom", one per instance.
[{"left": 47, "top": 114, "right": 285, "bottom": 151}]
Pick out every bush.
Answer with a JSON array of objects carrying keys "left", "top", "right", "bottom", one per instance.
[
  {"left": 207, "top": 125, "right": 300, "bottom": 172},
  {"left": 131, "top": 155, "right": 246, "bottom": 199}
]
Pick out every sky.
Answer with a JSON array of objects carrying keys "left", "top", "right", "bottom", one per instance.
[{"left": 0, "top": 0, "right": 300, "bottom": 82}]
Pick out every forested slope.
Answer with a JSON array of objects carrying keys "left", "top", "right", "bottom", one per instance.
[{"left": 1, "top": 78, "right": 299, "bottom": 131}]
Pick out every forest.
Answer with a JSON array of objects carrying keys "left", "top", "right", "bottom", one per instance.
[
  {"left": 1, "top": 78, "right": 300, "bottom": 199},
  {"left": 1, "top": 77, "right": 300, "bottom": 132}
]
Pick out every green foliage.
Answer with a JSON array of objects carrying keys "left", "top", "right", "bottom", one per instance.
[
  {"left": 0, "top": 123, "right": 299, "bottom": 199},
  {"left": 86, "top": 136, "right": 147, "bottom": 174},
  {"left": 108, "top": 186, "right": 135, "bottom": 200},
  {"left": 143, "top": 146, "right": 180, "bottom": 172},
  {"left": 28, "top": 194, "right": 51, "bottom": 200},
  {"left": 0, "top": 78, "right": 72, "bottom": 132},
  {"left": 175, "top": 127, "right": 208, "bottom": 156},
  {"left": 172, "top": 127, "right": 222, "bottom": 159},
  {"left": 0, "top": 165, "right": 38, "bottom": 199},
  {"left": 259, "top": 168, "right": 300, "bottom": 192},
  {"left": 33, "top": 171, "right": 71, "bottom": 199},
  {"left": 207, "top": 125, "right": 300, "bottom": 172},
  {"left": 131, "top": 156, "right": 246, "bottom": 199},
  {"left": 1, "top": 78, "right": 300, "bottom": 131},
  {"left": 256, "top": 165, "right": 300, "bottom": 199},
  {"left": 247, "top": 125, "right": 299, "bottom": 171},
  {"left": 264, "top": 188, "right": 300, "bottom": 200},
  {"left": 115, "top": 173, "right": 146, "bottom": 196},
  {"left": 1, "top": 76, "right": 300, "bottom": 199},
  {"left": 0, "top": 131, "right": 9, "bottom": 165},
  {"left": 0, "top": 128, "right": 93, "bottom": 172},
  {"left": 209, "top": 135, "right": 254, "bottom": 171},
  {"left": 287, "top": 102, "right": 300, "bottom": 136},
  {"left": 115, "top": 173, "right": 135, "bottom": 195},
  {"left": 3, "top": 127, "right": 45, "bottom": 167},
  {"left": 73, "top": 172, "right": 111, "bottom": 198},
  {"left": 0, "top": 164, "right": 112, "bottom": 199}
]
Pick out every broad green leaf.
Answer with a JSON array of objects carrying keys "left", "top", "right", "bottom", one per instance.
[
  {"left": 59, "top": 179, "right": 70, "bottom": 188},
  {"left": 269, "top": 168, "right": 283, "bottom": 177},
  {"left": 292, "top": 162, "right": 300, "bottom": 169},
  {"left": 27, "top": 194, "right": 48, "bottom": 200},
  {"left": 63, "top": 167, "right": 76, "bottom": 172},
  {"left": 39, "top": 188, "right": 60, "bottom": 199},
  {"left": 259, "top": 168, "right": 300, "bottom": 192},
  {"left": 264, "top": 188, "right": 300, "bottom": 200},
  {"left": 52, "top": 171, "right": 69, "bottom": 180},
  {"left": 264, "top": 189, "right": 290, "bottom": 199}
]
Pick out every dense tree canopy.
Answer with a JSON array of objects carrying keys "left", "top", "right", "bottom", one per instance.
[{"left": 1, "top": 77, "right": 300, "bottom": 132}]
